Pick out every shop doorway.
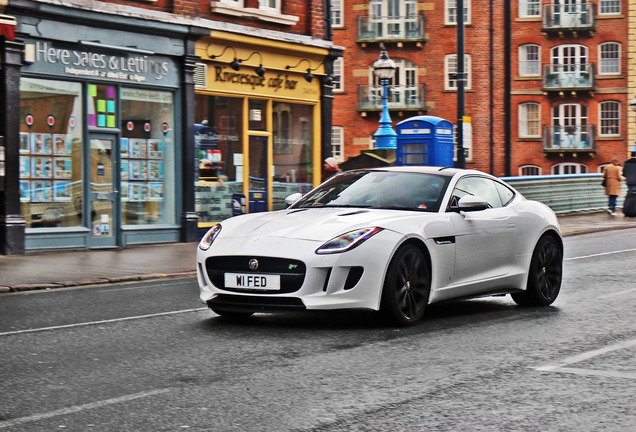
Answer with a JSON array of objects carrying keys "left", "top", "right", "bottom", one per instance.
[
  {"left": 248, "top": 136, "right": 268, "bottom": 213},
  {"left": 88, "top": 133, "right": 120, "bottom": 248}
]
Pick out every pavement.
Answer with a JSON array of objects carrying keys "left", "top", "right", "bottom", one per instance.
[{"left": 1, "top": 210, "right": 635, "bottom": 293}]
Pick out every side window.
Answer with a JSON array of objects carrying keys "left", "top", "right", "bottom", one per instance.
[
  {"left": 494, "top": 181, "right": 515, "bottom": 206},
  {"left": 450, "top": 176, "right": 503, "bottom": 209}
]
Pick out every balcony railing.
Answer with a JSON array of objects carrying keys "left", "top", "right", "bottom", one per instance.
[
  {"left": 543, "top": 125, "right": 596, "bottom": 152},
  {"left": 542, "top": 63, "right": 595, "bottom": 91},
  {"left": 358, "top": 84, "right": 426, "bottom": 111},
  {"left": 542, "top": 2, "right": 595, "bottom": 31},
  {"left": 357, "top": 14, "right": 425, "bottom": 41}
]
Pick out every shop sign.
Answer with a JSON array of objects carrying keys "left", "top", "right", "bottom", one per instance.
[
  {"left": 23, "top": 39, "right": 179, "bottom": 87},
  {"left": 210, "top": 64, "right": 320, "bottom": 101}
]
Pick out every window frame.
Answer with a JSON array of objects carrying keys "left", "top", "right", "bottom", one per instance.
[
  {"left": 332, "top": 57, "right": 344, "bottom": 92},
  {"left": 599, "top": 100, "right": 620, "bottom": 137},
  {"left": 259, "top": 0, "right": 280, "bottom": 14},
  {"left": 331, "top": 0, "right": 343, "bottom": 28},
  {"left": 519, "top": 0, "right": 541, "bottom": 18},
  {"left": 519, "top": 102, "right": 542, "bottom": 138},
  {"left": 445, "top": 0, "right": 471, "bottom": 25},
  {"left": 551, "top": 163, "right": 588, "bottom": 175},
  {"left": 599, "top": 42, "right": 621, "bottom": 75},
  {"left": 519, "top": 165, "right": 541, "bottom": 176},
  {"left": 331, "top": 125, "right": 344, "bottom": 162},
  {"left": 519, "top": 44, "right": 541, "bottom": 77},
  {"left": 599, "top": 0, "right": 621, "bottom": 15},
  {"left": 445, "top": 54, "right": 472, "bottom": 91}
]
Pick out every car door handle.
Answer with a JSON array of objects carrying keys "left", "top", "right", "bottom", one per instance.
[{"left": 507, "top": 223, "right": 516, "bottom": 229}]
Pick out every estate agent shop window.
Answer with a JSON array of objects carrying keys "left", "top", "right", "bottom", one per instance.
[
  {"left": 19, "top": 78, "right": 176, "bottom": 230},
  {"left": 194, "top": 94, "right": 314, "bottom": 223}
]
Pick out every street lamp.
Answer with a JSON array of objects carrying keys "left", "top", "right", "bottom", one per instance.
[{"left": 372, "top": 47, "right": 397, "bottom": 149}]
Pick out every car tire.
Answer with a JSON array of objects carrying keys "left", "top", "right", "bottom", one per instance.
[
  {"left": 512, "top": 236, "right": 562, "bottom": 307},
  {"left": 381, "top": 244, "right": 431, "bottom": 326}
]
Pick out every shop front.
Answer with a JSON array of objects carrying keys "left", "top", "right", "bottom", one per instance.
[
  {"left": 4, "top": 4, "right": 203, "bottom": 252},
  {"left": 194, "top": 32, "right": 330, "bottom": 233}
]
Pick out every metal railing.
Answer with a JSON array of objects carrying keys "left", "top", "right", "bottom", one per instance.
[
  {"left": 542, "top": 2, "right": 595, "bottom": 30},
  {"left": 358, "top": 84, "right": 426, "bottom": 110},
  {"left": 502, "top": 174, "right": 626, "bottom": 214},
  {"left": 542, "top": 63, "right": 595, "bottom": 90},
  {"left": 543, "top": 125, "right": 596, "bottom": 151},
  {"left": 357, "top": 14, "right": 425, "bottom": 41}
]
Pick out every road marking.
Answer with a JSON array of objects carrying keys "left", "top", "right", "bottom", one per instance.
[
  {"left": 565, "top": 247, "right": 636, "bottom": 261},
  {"left": 0, "top": 307, "right": 208, "bottom": 337},
  {"left": 533, "top": 338, "right": 636, "bottom": 380},
  {"left": 0, "top": 388, "right": 171, "bottom": 429}
]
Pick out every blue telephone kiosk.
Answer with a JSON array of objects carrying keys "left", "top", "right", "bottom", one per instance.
[{"left": 396, "top": 115, "right": 454, "bottom": 167}]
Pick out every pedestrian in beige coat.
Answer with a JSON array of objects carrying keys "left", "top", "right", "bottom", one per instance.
[{"left": 603, "top": 157, "right": 623, "bottom": 215}]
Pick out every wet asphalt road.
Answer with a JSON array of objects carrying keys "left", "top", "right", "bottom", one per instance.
[{"left": 1, "top": 229, "right": 635, "bottom": 431}]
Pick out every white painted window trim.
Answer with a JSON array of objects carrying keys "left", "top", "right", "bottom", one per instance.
[
  {"left": 210, "top": 1, "right": 299, "bottom": 25},
  {"left": 519, "top": 165, "right": 542, "bottom": 176}
]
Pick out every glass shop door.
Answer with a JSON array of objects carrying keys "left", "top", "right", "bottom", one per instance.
[
  {"left": 248, "top": 136, "right": 268, "bottom": 213},
  {"left": 88, "top": 133, "right": 120, "bottom": 248}
]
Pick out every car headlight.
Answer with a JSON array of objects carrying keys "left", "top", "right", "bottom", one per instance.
[
  {"left": 199, "top": 224, "right": 222, "bottom": 251},
  {"left": 316, "top": 227, "right": 383, "bottom": 255}
]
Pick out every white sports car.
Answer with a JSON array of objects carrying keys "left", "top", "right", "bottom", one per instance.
[{"left": 196, "top": 166, "right": 563, "bottom": 326}]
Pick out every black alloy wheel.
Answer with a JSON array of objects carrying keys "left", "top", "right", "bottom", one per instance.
[
  {"left": 512, "top": 236, "right": 562, "bottom": 306},
  {"left": 381, "top": 244, "right": 431, "bottom": 326}
]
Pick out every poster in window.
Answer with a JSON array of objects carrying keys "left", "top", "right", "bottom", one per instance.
[
  {"left": 20, "top": 181, "right": 30, "bottom": 202},
  {"left": 148, "top": 139, "right": 163, "bottom": 159},
  {"left": 31, "top": 133, "right": 52, "bottom": 155},
  {"left": 54, "top": 157, "right": 72, "bottom": 179},
  {"left": 148, "top": 161, "right": 163, "bottom": 180},
  {"left": 20, "top": 133, "right": 30, "bottom": 154},
  {"left": 130, "top": 139, "right": 147, "bottom": 158},
  {"left": 130, "top": 183, "right": 146, "bottom": 201},
  {"left": 148, "top": 183, "right": 163, "bottom": 200},
  {"left": 32, "top": 157, "right": 52, "bottom": 178},
  {"left": 121, "top": 138, "right": 129, "bottom": 157},
  {"left": 121, "top": 160, "right": 129, "bottom": 180},
  {"left": 120, "top": 181, "right": 129, "bottom": 201},
  {"left": 53, "top": 134, "right": 72, "bottom": 155},
  {"left": 53, "top": 181, "right": 72, "bottom": 202},
  {"left": 20, "top": 156, "right": 30, "bottom": 178},
  {"left": 130, "top": 160, "right": 147, "bottom": 180},
  {"left": 31, "top": 180, "right": 52, "bottom": 202}
]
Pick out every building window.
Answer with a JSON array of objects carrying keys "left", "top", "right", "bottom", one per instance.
[
  {"left": 519, "top": 102, "right": 541, "bottom": 137},
  {"left": 446, "top": 0, "right": 471, "bottom": 25},
  {"left": 331, "top": 0, "right": 343, "bottom": 28},
  {"left": 598, "top": 163, "right": 610, "bottom": 173},
  {"left": 19, "top": 78, "right": 84, "bottom": 229},
  {"left": 519, "top": 165, "right": 541, "bottom": 176},
  {"left": 333, "top": 57, "right": 344, "bottom": 92},
  {"left": 120, "top": 88, "right": 176, "bottom": 226},
  {"left": 259, "top": 0, "right": 280, "bottom": 13},
  {"left": 599, "top": 101, "right": 620, "bottom": 136},
  {"left": 519, "top": 44, "right": 541, "bottom": 76},
  {"left": 599, "top": 0, "right": 621, "bottom": 14},
  {"left": 445, "top": 54, "right": 472, "bottom": 90},
  {"left": 519, "top": 0, "right": 541, "bottom": 18},
  {"left": 551, "top": 163, "right": 588, "bottom": 175},
  {"left": 599, "top": 42, "right": 620, "bottom": 75},
  {"left": 331, "top": 126, "right": 343, "bottom": 161}
]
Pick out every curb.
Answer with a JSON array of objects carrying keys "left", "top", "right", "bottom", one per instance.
[{"left": 0, "top": 270, "right": 196, "bottom": 293}]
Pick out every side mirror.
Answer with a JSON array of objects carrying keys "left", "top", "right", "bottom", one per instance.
[
  {"left": 457, "top": 195, "right": 490, "bottom": 212},
  {"left": 285, "top": 193, "right": 303, "bottom": 206}
]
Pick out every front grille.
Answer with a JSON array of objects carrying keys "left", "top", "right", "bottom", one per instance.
[
  {"left": 205, "top": 256, "right": 306, "bottom": 294},
  {"left": 207, "top": 294, "right": 306, "bottom": 313}
]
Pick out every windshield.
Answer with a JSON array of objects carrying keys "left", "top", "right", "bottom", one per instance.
[{"left": 291, "top": 170, "right": 449, "bottom": 212}]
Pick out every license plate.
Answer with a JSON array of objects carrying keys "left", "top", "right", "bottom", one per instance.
[{"left": 224, "top": 273, "right": 281, "bottom": 290}]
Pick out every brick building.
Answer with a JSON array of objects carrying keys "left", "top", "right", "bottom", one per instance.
[
  {"left": 0, "top": 0, "right": 339, "bottom": 254},
  {"left": 330, "top": 0, "right": 630, "bottom": 177}
]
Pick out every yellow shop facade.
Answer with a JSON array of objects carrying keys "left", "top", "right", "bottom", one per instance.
[{"left": 194, "top": 31, "right": 339, "bottom": 233}]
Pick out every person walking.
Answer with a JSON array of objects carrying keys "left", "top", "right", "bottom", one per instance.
[
  {"left": 623, "top": 146, "right": 636, "bottom": 191},
  {"left": 603, "top": 157, "right": 623, "bottom": 215}
]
